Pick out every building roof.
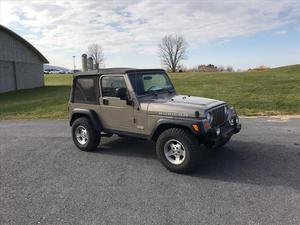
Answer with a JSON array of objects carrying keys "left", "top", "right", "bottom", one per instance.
[
  {"left": 0, "top": 25, "right": 49, "bottom": 63},
  {"left": 77, "top": 68, "right": 165, "bottom": 76}
]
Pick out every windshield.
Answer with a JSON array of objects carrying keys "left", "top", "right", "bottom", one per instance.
[{"left": 129, "top": 72, "right": 174, "bottom": 96}]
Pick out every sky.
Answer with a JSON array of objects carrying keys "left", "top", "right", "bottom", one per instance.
[{"left": 0, "top": 0, "right": 299, "bottom": 70}]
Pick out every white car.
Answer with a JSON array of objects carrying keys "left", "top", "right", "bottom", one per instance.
[{"left": 49, "top": 70, "right": 65, "bottom": 74}]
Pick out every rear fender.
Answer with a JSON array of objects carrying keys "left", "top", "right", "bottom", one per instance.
[{"left": 70, "top": 108, "right": 102, "bottom": 132}]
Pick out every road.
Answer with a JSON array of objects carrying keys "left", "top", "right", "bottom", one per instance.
[{"left": 1, "top": 118, "right": 300, "bottom": 225}]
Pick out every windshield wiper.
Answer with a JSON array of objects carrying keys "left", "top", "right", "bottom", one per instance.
[
  {"left": 167, "top": 88, "right": 174, "bottom": 94},
  {"left": 139, "top": 90, "right": 158, "bottom": 96},
  {"left": 139, "top": 87, "right": 173, "bottom": 96},
  {"left": 158, "top": 87, "right": 174, "bottom": 94}
]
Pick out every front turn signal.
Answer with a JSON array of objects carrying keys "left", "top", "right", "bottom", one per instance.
[{"left": 192, "top": 124, "right": 200, "bottom": 133}]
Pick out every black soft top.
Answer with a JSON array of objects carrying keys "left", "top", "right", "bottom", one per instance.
[{"left": 76, "top": 68, "right": 165, "bottom": 76}]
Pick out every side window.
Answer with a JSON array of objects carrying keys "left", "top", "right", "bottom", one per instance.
[
  {"left": 73, "top": 77, "right": 98, "bottom": 104},
  {"left": 101, "top": 76, "right": 127, "bottom": 97}
]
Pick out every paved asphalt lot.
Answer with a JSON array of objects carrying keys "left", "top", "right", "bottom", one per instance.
[{"left": 0, "top": 118, "right": 300, "bottom": 225}]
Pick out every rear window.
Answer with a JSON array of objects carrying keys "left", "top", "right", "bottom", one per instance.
[{"left": 73, "top": 76, "right": 99, "bottom": 104}]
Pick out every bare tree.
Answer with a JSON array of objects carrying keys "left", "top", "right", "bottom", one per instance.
[
  {"left": 158, "top": 35, "right": 188, "bottom": 72},
  {"left": 217, "top": 65, "right": 224, "bottom": 72},
  {"left": 226, "top": 65, "right": 234, "bottom": 72},
  {"left": 87, "top": 44, "right": 105, "bottom": 70}
]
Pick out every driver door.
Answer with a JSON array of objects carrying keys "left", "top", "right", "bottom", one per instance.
[{"left": 99, "top": 75, "right": 135, "bottom": 132}]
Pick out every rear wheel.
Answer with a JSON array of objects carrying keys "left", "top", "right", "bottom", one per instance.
[
  {"left": 72, "top": 117, "right": 100, "bottom": 151},
  {"left": 156, "top": 128, "right": 199, "bottom": 173}
]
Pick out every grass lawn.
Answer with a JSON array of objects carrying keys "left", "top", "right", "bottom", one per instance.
[
  {"left": 0, "top": 64, "right": 299, "bottom": 119},
  {"left": 0, "top": 75, "right": 72, "bottom": 120}
]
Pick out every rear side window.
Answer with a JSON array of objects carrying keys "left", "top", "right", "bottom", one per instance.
[
  {"left": 73, "top": 77, "right": 99, "bottom": 104},
  {"left": 101, "top": 76, "right": 126, "bottom": 97}
]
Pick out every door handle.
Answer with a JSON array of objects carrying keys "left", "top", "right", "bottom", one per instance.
[{"left": 103, "top": 99, "right": 109, "bottom": 105}]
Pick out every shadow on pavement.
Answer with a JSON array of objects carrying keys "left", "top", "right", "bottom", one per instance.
[
  {"left": 192, "top": 140, "right": 300, "bottom": 190},
  {"left": 95, "top": 137, "right": 157, "bottom": 159},
  {"left": 95, "top": 137, "right": 300, "bottom": 190}
]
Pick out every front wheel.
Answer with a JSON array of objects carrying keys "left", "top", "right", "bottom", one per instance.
[
  {"left": 156, "top": 128, "right": 199, "bottom": 173},
  {"left": 72, "top": 117, "right": 100, "bottom": 151}
]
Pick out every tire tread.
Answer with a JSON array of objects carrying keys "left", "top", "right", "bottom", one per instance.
[
  {"left": 72, "top": 117, "right": 100, "bottom": 151},
  {"left": 156, "top": 128, "right": 199, "bottom": 173}
]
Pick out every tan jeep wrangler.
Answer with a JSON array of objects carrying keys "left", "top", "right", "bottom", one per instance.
[{"left": 69, "top": 68, "right": 241, "bottom": 173}]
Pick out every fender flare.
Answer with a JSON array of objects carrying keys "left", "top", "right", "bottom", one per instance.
[
  {"left": 69, "top": 108, "right": 102, "bottom": 132},
  {"left": 149, "top": 118, "right": 203, "bottom": 140}
]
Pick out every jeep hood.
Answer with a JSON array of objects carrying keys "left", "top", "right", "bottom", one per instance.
[{"left": 145, "top": 95, "right": 225, "bottom": 118}]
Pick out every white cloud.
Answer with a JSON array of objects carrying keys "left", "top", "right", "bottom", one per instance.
[
  {"left": 274, "top": 30, "right": 288, "bottom": 35},
  {"left": 1, "top": 0, "right": 300, "bottom": 68}
]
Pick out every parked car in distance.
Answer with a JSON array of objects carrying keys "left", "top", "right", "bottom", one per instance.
[
  {"left": 49, "top": 69, "right": 65, "bottom": 74},
  {"left": 69, "top": 68, "right": 241, "bottom": 173},
  {"left": 73, "top": 69, "right": 82, "bottom": 74}
]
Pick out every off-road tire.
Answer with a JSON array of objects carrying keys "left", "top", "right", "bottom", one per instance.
[
  {"left": 156, "top": 128, "right": 199, "bottom": 173},
  {"left": 72, "top": 117, "right": 101, "bottom": 151}
]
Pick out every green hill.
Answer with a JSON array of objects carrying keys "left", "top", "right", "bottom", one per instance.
[{"left": 268, "top": 64, "right": 300, "bottom": 74}]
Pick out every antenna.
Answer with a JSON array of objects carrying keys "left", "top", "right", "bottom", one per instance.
[{"left": 0, "top": 0, "right": 2, "bottom": 24}]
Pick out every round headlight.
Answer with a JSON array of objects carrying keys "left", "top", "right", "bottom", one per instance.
[
  {"left": 224, "top": 105, "right": 229, "bottom": 115},
  {"left": 206, "top": 112, "right": 213, "bottom": 123}
]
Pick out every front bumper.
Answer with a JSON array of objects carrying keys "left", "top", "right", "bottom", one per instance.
[{"left": 201, "top": 119, "right": 241, "bottom": 144}]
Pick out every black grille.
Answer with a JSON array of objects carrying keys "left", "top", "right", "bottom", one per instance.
[{"left": 211, "top": 106, "right": 226, "bottom": 127}]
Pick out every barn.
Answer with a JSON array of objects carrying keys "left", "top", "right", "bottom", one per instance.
[{"left": 0, "top": 25, "right": 48, "bottom": 93}]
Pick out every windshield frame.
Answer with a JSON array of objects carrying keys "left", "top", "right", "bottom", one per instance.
[{"left": 128, "top": 71, "right": 175, "bottom": 97}]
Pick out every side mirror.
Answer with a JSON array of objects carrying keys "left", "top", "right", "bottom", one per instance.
[{"left": 115, "top": 87, "right": 128, "bottom": 100}]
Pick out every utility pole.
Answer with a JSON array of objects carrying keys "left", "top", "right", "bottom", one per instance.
[{"left": 72, "top": 56, "right": 76, "bottom": 74}]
